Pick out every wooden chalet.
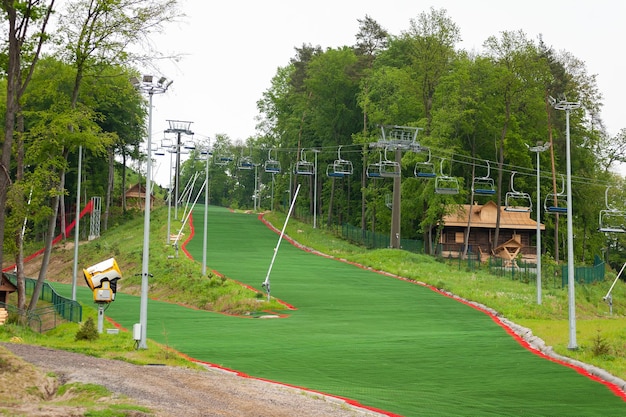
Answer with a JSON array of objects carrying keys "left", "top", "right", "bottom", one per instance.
[
  {"left": 125, "top": 183, "right": 155, "bottom": 211},
  {"left": 0, "top": 273, "right": 17, "bottom": 304},
  {"left": 439, "top": 201, "right": 544, "bottom": 263}
]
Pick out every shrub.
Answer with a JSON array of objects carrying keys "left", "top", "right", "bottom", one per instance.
[
  {"left": 591, "top": 330, "right": 611, "bottom": 357},
  {"left": 75, "top": 317, "right": 99, "bottom": 341}
]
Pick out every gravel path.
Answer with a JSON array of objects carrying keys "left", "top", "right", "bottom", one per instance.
[{"left": 2, "top": 342, "right": 387, "bottom": 417}]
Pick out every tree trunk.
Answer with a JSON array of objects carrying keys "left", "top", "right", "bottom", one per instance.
[
  {"left": 104, "top": 148, "right": 114, "bottom": 231},
  {"left": 494, "top": 100, "right": 511, "bottom": 250},
  {"left": 327, "top": 178, "right": 335, "bottom": 227},
  {"left": 28, "top": 191, "right": 60, "bottom": 311},
  {"left": 122, "top": 152, "right": 127, "bottom": 212}
]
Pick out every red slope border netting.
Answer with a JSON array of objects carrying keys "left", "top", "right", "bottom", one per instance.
[{"left": 3, "top": 200, "right": 95, "bottom": 273}]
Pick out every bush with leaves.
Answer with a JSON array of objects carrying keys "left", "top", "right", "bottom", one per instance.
[{"left": 75, "top": 317, "right": 99, "bottom": 341}]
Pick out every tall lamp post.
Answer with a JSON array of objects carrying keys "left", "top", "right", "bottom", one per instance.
[
  {"left": 550, "top": 96, "right": 581, "bottom": 350},
  {"left": 201, "top": 145, "right": 212, "bottom": 275},
  {"left": 528, "top": 141, "right": 550, "bottom": 305},
  {"left": 131, "top": 75, "right": 172, "bottom": 350},
  {"left": 312, "top": 149, "right": 320, "bottom": 229}
]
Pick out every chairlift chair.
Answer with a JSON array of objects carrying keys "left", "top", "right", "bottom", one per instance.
[
  {"left": 414, "top": 148, "right": 436, "bottom": 179},
  {"left": 544, "top": 174, "right": 568, "bottom": 214},
  {"left": 264, "top": 149, "right": 281, "bottom": 174},
  {"left": 366, "top": 151, "right": 384, "bottom": 179},
  {"left": 238, "top": 156, "right": 254, "bottom": 170},
  {"left": 472, "top": 160, "right": 496, "bottom": 196},
  {"left": 435, "top": 158, "right": 460, "bottom": 195},
  {"left": 504, "top": 171, "right": 532, "bottom": 212},
  {"left": 214, "top": 151, "right": 233, "bottom": 166},
  {"left": 599, "top": 187, "right": 626, "bottom": 233},
  {"left": 379, "top": 147, "right": 401, "bottom": 178},
  {"left": 327, "top": 146, "right": 353, "bottom": 178},
  {"left": 295, "top": 149, "right": 314, "bottom": 175}
]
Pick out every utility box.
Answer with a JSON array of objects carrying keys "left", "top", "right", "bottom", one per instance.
[{"left": 133, "top": 323, "right": 141, "bottom": 341}]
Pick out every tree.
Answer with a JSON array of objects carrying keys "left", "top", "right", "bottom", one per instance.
[
  {"left": 483, "top": 30, "right": 547, "bottom": 248},
  {"left": 0, "top": 0, "right": 56, "bottom": 316},
  {"left": 401, "top": 7, "right": 460, "bottom": 135}
]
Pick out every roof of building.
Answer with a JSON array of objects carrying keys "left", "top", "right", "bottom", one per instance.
[{"left": 441, "top": 201, "right": 545, "bottom": 230}]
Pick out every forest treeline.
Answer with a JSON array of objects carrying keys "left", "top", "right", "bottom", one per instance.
[{"left": 179, "top": 8, "right": 626, "bottom": 270}]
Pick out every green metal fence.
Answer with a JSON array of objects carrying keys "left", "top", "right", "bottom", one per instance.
[
  {"left": 5, "top": 274, "right": 82, "bottom": 332},
  {"left": 562, "top": 258, "right": 606, "bottom": 287},
  {"left": 342, "top": 223, "right": 424, "bottom": 253}
]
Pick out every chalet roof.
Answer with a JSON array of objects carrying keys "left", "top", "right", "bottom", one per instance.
[
  {"left": 0, "top": 274, "right": 17, "bottom": 293},
  {"left": 125, "top": 183, "right": 153, "bottom": 198},
  {"left": 442, "top": 201, "right": 545, "bottom": 231}
]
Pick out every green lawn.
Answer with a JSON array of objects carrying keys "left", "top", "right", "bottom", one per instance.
[{"left": 59, "top": 205, "right": 626, "bottom": 416}]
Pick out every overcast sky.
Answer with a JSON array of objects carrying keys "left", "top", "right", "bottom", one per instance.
[{"left": 143, "top": 0, "right": 625, "bottom": 185}]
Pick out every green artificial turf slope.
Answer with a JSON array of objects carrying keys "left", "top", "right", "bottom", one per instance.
[{"left": 62, "top": 206, "right": 626, "bottom": 416}]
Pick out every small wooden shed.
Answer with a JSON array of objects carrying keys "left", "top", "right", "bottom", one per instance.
[
  {"left": 0, "top": 273, "right": 17, "bottom": 304},
  {"left": 125, "top": 183, "right": 155, "bottom": 211}
]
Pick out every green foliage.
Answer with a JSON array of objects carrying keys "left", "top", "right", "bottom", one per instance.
[
  {"left": 75, "top": 317, "right": 99, "bottom": 342},
  {"left": 591, "top": 330, "right": 612, "bottom": 357}
]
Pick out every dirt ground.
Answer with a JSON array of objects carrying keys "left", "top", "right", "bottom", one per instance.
[{"left": 0, "top": 342, "right": 385, "bottom": 417}]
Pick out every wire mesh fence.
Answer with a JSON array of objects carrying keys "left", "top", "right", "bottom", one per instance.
[{"left": 5, "top": 274, "right": 82, "bottom": 332}]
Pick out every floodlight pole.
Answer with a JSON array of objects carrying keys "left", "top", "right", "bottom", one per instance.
[
  {"left": 254, "top": 164, "right": 258, "bottom": 211},
  {"left": 132, "top": 75, "right": 172, "bottom": 350},
  {"left": 552, "top": 97, "right": 580, "bottom": 350},
  {"left": 528, "top": 141, "right": 550, "bottom": 305},
  {"left": 202, "top": 147, "right": 211, "bottom": 276},
  {"left": 71, "top": 145, "right": 83, "bottom": 301},
  {"left": 313, "top": 149, "right": 320, "bottom": 228}
]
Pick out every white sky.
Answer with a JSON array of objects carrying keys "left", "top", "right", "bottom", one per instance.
[{"left": 144, "top": 0, "right": 626, "bottom": 185}]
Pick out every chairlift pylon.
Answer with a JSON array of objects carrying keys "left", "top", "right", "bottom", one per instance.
[
  {"left": 434, "top": 158, "right": 459, "bottom": 195},
  {"left": 327, "top": 146, "right": 353, "bottom": 178},
  {"left": 504, "top": 171, "right": 532, "bottom": 212},
  {"left": 472, "top": 160, "right": 495, "bottom": 196},
  {"left": 544, "top": 174, "right": 568, "bottom": 214}
]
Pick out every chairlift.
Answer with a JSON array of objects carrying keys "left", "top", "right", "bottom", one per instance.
[
  {"left": 544, "top": 174, "right": 567, "bottom": 214},
  {"left": 264, "top": 149, "right": 281, "bottom": 174},
  {"left": 295, "top": 149, "right": 314, "bottom": 175},
  {"left": 327, "top": 146, "right": 353, "bottom": 178},
  {"left": 238, "top": 156, "right": 254, "bottom": 170},
  {"left": 472, "top": 160, "right": 496, "bottom": 196},
  {"left": 238, "top": 148, "right": 254, "bottom": 170},
  {"left": 385, "top": 193, "right": 392, "bottom": 209},
  {"left": 435, "top": 158, "right": 460, "bottom": 195},
  {"left": 366, "top": 152, "right": 383, "bottom": 179},
  {"left": 599, "top": 187, "right": 626, "bottom": 233},
  {"left": 414, "top": 148, "right": 436, "bottom": 179},
  {"left": 215, "top": 153, "right": 233, "bottom": 166},
  {"left": 380, "top": 148, "right": 401, "bottom": 178},
  {"left": 504, "top": 171, "right": 532, "bottom": 212}
]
